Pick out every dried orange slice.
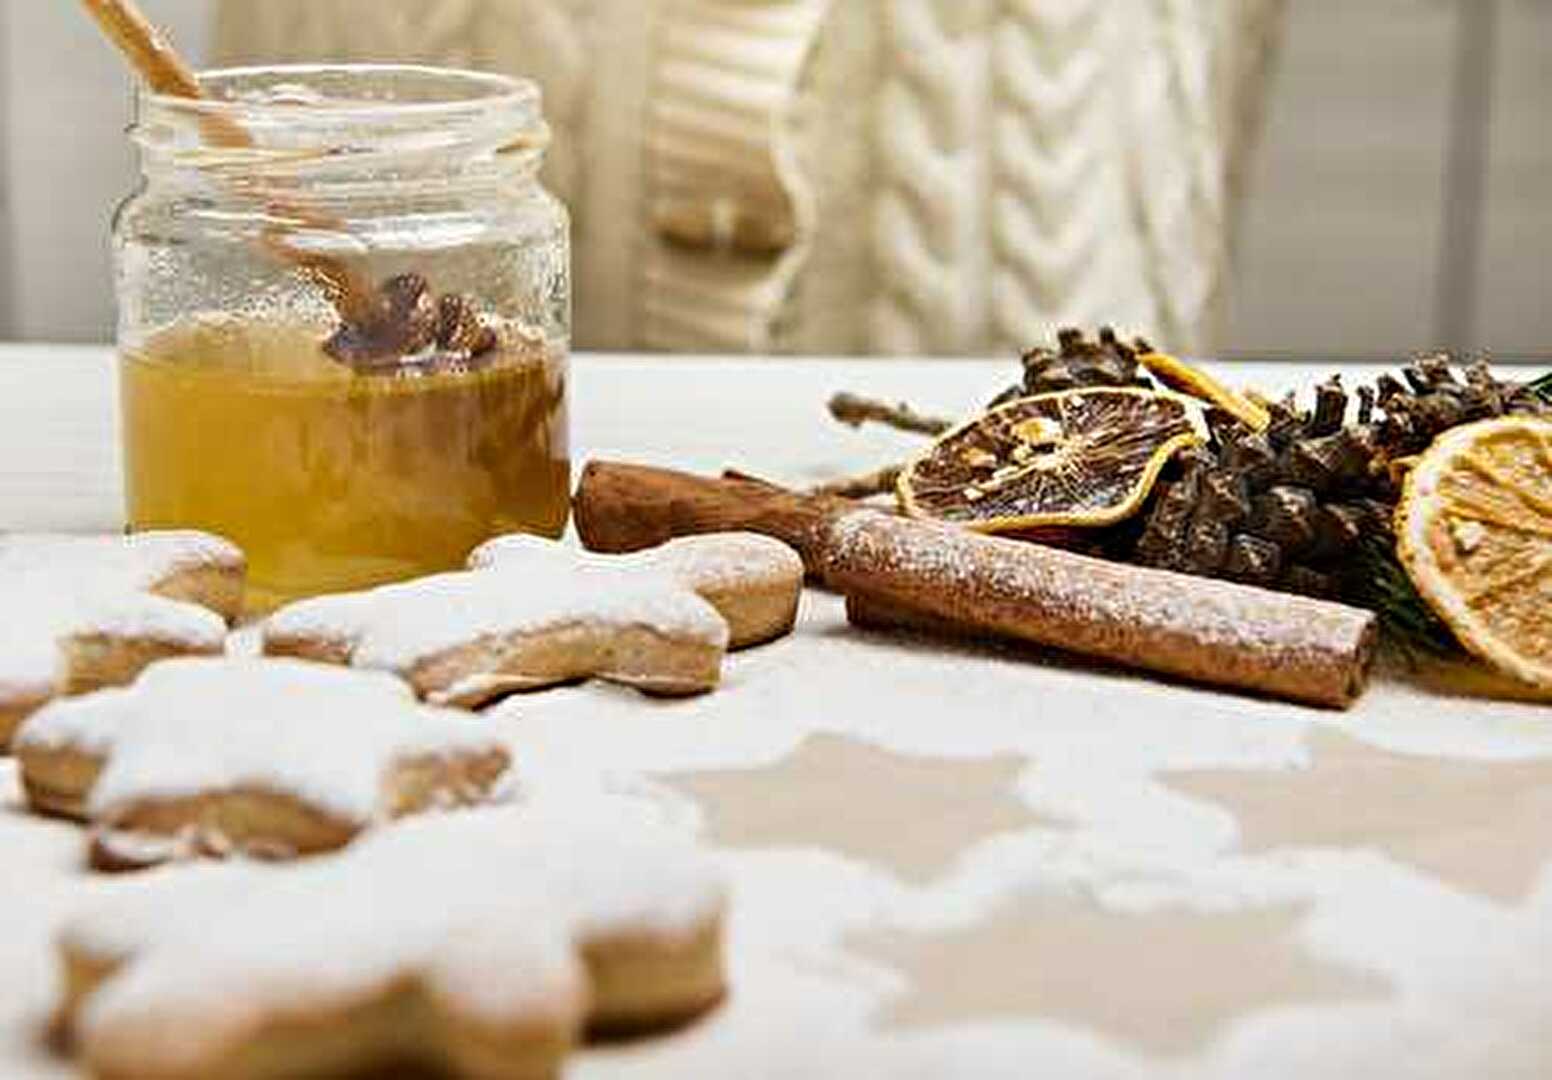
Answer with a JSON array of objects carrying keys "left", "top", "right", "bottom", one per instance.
[
  {"left": 897, "top": 387, "right": 1201, "bottom": 531},
  {"left": 1396, "top": 416, "right": 1552, "bottom": 689},
  {"left": 1139, "top": 352, "right": 1271, "bottom": 432}
]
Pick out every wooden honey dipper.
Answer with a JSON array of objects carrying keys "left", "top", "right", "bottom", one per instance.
[{"left": 80, "top": 0, "right": 400, "bottom": 355}]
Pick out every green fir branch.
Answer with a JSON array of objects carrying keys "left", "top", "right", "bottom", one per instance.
[{"left": 1343, "top": 537, "right": 1462, "bottom": 664}]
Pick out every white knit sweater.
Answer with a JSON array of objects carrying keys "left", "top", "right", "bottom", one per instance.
[{"left": 215, "top": 0, "right": 1284, "bottom": 356}]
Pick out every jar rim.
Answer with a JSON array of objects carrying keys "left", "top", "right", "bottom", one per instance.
[
  {"left": 145, "top": 62, "right": 540, "bottom": 119},
  {"left": 135, "top": 63, "right": 548, "bottom": 162}
]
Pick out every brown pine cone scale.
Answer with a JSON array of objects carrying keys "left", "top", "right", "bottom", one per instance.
[{"left": 1128, "top": 354, "right": 1550, "bottom": 601}]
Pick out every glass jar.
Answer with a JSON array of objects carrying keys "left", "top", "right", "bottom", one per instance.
[{"left": 115, "top": 64, "right": 570, "bottom": 612}]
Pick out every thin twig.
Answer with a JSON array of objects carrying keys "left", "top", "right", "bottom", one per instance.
[
  {"left": 828, "top": 393, "right": 953, "bottom": 437},
  {"left": 725, "top": 466, "right": 904, "bottom": 505},
  {"left": 810, "top": 464, "right": 904, "bottom": 500}
]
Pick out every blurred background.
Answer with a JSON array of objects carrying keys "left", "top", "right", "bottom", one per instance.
[{"left": 0, "top": 0, "right": 1547, "bottom": 358}]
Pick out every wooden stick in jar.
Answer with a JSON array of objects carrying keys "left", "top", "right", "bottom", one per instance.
[
  {"left": 81, "top": 0, "right": 377, "bottom": 324},
  {"left": 575, "top": 461, "right": 1379, "bottom": 708}
]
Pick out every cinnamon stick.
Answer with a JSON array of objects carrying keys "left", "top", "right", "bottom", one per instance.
[
  {"left": 575, "top": 461, "right": 850, "bottom": 575},
  {"left": 825, "top": 513, "right": 1376, "bottom": 709},
  {"left": 573, "top": 461, "right": 1378, "bottom": 707}
]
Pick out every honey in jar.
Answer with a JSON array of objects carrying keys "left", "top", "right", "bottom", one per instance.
[
  {"left": 122, "top": 317, "right": 569, "bottom": 611},
  {"left": 113, "top": 65, "right": 573, "bottom": 610}
]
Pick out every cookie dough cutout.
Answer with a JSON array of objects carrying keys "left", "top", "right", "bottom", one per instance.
[
  {"left": 0, "top": 531, "right": 245, "bottom": 751},
  {"left": 469, "top": 532, "right": 804, "bottom": 649},
  {"left": 262, "top": 533, "right": 800, "bottom": 707},
  {"left": 13, "top": 658, "right": 512, "bottom": 871},
  {"left": 53, "top": 812, "right": 728, "bottom": 1079}
]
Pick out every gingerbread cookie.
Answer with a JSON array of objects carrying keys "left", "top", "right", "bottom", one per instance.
[
  {"left": 54, "top": 810, "right": 727, "bottom": 1079},
  {"left": 468, "top": 531, "right": 804, "bottom": 648},
  {"left": 13, "top": 657, "right": 512, "bottom": 870},
  {"left": 0, "top": 531, "right": 244, "bottom": 751},
  {"left": 263, "top": 533, "right": 800, "bottom": 706}
]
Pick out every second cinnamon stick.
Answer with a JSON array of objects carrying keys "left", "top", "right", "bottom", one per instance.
[{"left": 823, "top": 512, "right": 1377, "bottom": 709}]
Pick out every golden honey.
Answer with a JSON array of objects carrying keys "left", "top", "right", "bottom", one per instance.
[{"left": 122, "top": 319, "right": 569, "bottom": 612}]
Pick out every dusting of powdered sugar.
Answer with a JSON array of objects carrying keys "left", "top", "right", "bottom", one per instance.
[
  {"left": 352, "top": 804, "right": 729, "bottom": 939},
  {"left": 351, "top": 569, "right": 727, "bottom": 671},
  {"left": 0, "top": 533, "right": 241, "bottom": 702},
  {"left": 59, "top": 804, "right": 723, "bottom": 1047},
  {"left": 263, "top": 548, "right": 732, "bottom": 676},
  {"left": 75, "top": 862, "right": 586, "bottom": 1052},
  {"left": 260, "top": 587, "right": 385, "bottom": 652},
  {"left": 0, "top": 532, "right": 242, "bottom": 595},
  {"left": 0, "top": 589, "right": 227, "bottom": 702},
  {"left": 13, "top": 658, "right": 510, "bottom": 824},
  {"left": 13, "top": 565, "right": 1552, "bottom": 1080},
  {"left": 470, "top": 531, "right": 804, "bottom": 596}
]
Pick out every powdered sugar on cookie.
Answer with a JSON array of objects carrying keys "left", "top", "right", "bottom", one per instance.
[
  {"left": 0, "top": 532, "right": 242, "bottom": 599},
  {"left": 0, "top": 591, "right": 224, "bottom": 697},
  {"left": 469, "top": 532, "right": 791, "bottom": 593},
  {"left": 55, "top": 808, "right": 727, "bottom": 1078},
  {"left": 0, "top": 532, "right": 245, "bottom": 750},
  {"left": 262, "top": 536, "right": 784, "bottom": 704},
  {"left": 14, "top": 658, "right": 513, "bottom": 868},
  {"left": 354, "top": 570, "right": 727, "bottom": 671},
  {"left": 470, "top": 531, "right": 805, "bottom": 649},
  {"left": 78, "top": 869, "right": 586, "bottom": 1034},
  {"left": 356, "top": 807, "right": 729, "bottom": 942}
]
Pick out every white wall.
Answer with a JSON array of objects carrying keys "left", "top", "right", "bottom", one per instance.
[
  {"left": 1226, "top": 0, "right": 1552, "bottom": 356},
  {"left": 0, "top": 0, "right": 210, "bottom": 342},
  {"left": 1477, "top": 0, "right": 1552, "bottom": 353}
]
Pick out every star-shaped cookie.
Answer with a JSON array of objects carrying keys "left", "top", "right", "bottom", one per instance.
[
  {"left": 851, "top": 898, "right": 1389, "bottom": 1057},
  {"left": 263, "top": 532, "right": 803, "bottom": 706},
  {"left": 1164, "top": 727, "right": 1552, "bottom": 904},
  {"left": 13, "top": 657, "right": 512, "bottom": 870},
  {"left": 54, "top": 809, "right": 728, "bottom": 1079},
  {"left": 669, "top": 734, "right": 1057, "bottom": 883},
  {"left": 0, "top": 531, "right": 244, "bottom": 750},
  {"left": 468, "top": 532, "right": 804, "bottom": 649}
]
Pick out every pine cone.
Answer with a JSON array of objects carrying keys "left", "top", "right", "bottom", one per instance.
[
  {"left": 1131, "top": 357, "right": 1550, "bottom": 601},
  {"left": 991, "top": 327, "right": 1152, "bottom": 405},
  {"left": 1373, "top": 353, "right": 1546, "bottom": 455}
]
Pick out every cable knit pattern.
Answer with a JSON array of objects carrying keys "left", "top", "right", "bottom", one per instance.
[
  {"left": 213, "top": 0, "right": 590, "bottom": 209},
  {"left": 642, "top": 0, "right": 832, "bottom": 352},
  {"left": 988, "top": 0, "right": 1157, "bottom": 352},
  {"left": 477, "top": 0, "right": 593, "bottom": 209},
  {"left": 1121, "top": 0, "right": 1236, "bottom": 352},
  {"left": 214, "top": 0, "right": 1282, "bottom": 355},
  {"left": 214, "top": 1, "right": 481, "bottom": 69},
  {"left": 870, "top": 1, "right": 991, "bottom": 356}
]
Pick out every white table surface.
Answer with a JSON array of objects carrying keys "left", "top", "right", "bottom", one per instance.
[{"left": 2, "top": 346, "right": 1550, "bottom": 1080}]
